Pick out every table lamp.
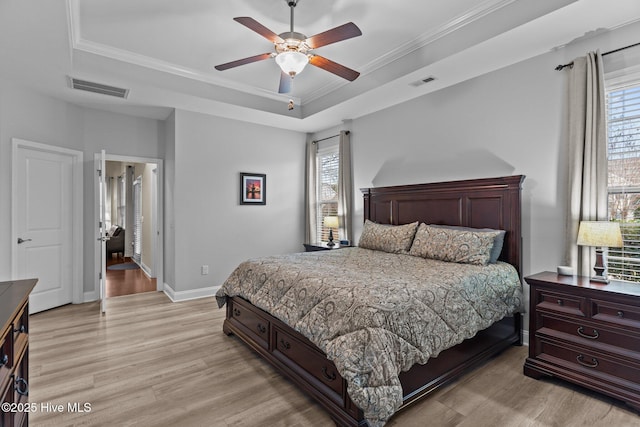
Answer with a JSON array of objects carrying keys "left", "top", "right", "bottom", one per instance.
[
  {"left": 576, "top": 221, "right": 623, "bottom": 283},
  {"left": 323, "top": 216, "right": 339, "bottom": 247}
]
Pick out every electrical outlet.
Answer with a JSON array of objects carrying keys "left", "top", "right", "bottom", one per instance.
[{"left": 201, "top": 265, "right": 209, "bottom": 275}]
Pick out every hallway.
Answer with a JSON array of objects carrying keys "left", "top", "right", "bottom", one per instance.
[{"left": 106, "top": 256, "right": 157, "bottom": 297}]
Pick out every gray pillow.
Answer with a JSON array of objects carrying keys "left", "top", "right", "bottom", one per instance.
[
  {"left": 409, "top": 224, "right": 500, "bottom": 266},
  {"left": 358, "top": 220, "right": 419, "bottom": 253},
  {"left": 428, "top": 224, "right": 505, "bottom": 263}
]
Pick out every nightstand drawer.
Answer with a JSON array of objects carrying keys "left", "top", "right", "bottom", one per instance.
[
  {"left": 592, "top": 299, "right": 640, "bottom": 331},
  {"left": 537, "top": 313, "right": 640, "bottom": 357},
  {"left": 525, "top": 272, "right": 640, "bottom": 410},
  {"left": 538, "top": 339, "right": 640, "bottom": 384},
  {"left": 534, "top": 289, "right": 587, "bottom": 317}
]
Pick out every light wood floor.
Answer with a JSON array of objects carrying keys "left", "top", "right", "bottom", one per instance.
[{"left": 29, "top": 292, "right": 639, "bottom": 427}]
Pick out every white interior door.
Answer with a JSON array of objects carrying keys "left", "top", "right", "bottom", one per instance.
[
  {"left": 98, "top": 150, "right": 107, "bottom": 313},
  {"left": 13, "top": 142, "right": 78, "bottom": 314}
]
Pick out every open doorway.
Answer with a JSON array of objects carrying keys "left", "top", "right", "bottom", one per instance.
[{"left": 102, "top": 158, "right": 161, "bottom": 298}]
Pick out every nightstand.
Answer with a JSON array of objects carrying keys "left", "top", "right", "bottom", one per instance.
[
  {"left": 303, "top": 242, "right": 350, "bottom": 252},
  {"left": 524, "top": 271, "right": 640, "bottom": 412}
]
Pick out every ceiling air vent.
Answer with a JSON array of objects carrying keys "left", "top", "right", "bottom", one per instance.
[
  {"left": 409, "top": 76, "right": 436, "bottom": 87},
  {"left": 68, "top": 77, "right": 129, "bottom": 99}
]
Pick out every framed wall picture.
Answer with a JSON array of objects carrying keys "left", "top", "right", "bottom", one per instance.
[{"left": 240, "top": 173, "right": 266, "bottom": 205}]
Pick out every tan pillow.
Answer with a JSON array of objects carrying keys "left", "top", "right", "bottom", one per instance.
[
  {"left": 358, "top": 220, "right": 419, "bottom": 253},
  {"left": 409, "top": 223, "right": 499, "bottom": 265}
]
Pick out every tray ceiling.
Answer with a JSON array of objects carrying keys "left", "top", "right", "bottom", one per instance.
[{"left": 1, "top": 0, "right": 639, "bottom": 132}]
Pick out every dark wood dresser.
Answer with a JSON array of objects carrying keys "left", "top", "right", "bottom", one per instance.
[
  {"left": 0, "top": 279, "right": 37, "bottom": 427},
  {"left": 524, "top": 271, "right": 640, "bottom": 412}
]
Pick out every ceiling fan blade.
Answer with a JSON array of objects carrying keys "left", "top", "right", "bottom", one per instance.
[
  {"left": 278, "top": 72, "right": 292, "bottom": 94},
  {"left": 215, "top": 53, "right": 272, "bottom": 71},
  {"left": 309, "top": 55, "right": 360, "bottom": 81},
  {"left": 305, "top": 22, "right": 362, "bottom": 49},
  {"left": 234, "top": 17, "right": 284, "bottom": 44}
]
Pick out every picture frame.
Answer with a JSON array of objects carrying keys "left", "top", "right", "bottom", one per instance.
[{"left": 240, "top": 172, "right": 266, "bottom": 205}]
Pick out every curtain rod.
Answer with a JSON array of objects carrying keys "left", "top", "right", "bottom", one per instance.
[
  {"left": 554, "top": 41, "right": 640, "bottom": 71},
  {"left": 312, "top": 130, "right": 350, "bottom": 144}
]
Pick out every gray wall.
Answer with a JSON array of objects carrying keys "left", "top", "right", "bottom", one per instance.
[
  {"left": 0, "top": 81, "right": 82, "bottom": 281},
  {"left": 3, "top": 19, "right": 639, "bottom": 318},
  {"left": 0, "top": 83, "right": 158, "bottom": 296},
  {"left": 0, "top": 80, "right": 307, "bottom": 300},
  {"left": 167, "top": 109, "right": 306, "bottom": 294},
  {"left": 351, "top": 51, "right": 564, "bottom": 277},
  {"left": 311, "top": 21, "right": 640, "bottom": 333},
  {"left": 0, "top": 80, "right": 305, "bottom": 298}
]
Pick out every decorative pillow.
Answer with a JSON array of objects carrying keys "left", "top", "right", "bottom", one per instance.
[
  {"left": 409, "top": 223, "right": 499, "bottom": 265},
  {"left": 428, "top": 224, "right": 506, "bottom": 263},
  {"left": 358, "top": 220, "right": 419, "bottom": 253}
]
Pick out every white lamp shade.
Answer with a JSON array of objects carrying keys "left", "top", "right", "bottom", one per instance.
[
  {"left": 323, "top": 216, "right": 339, "bottom": 229},
  {"left": 577, "top": 221, "right": 623, "bottom": 247},
  {"left": 275, "top": 51, "right": 309, "bottom": 76}
]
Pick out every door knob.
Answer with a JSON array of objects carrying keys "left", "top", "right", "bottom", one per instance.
[{"left": 17, "top": 238, "right": 32, "bottom": 244}]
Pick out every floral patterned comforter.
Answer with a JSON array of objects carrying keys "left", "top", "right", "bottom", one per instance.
[{"left": 216, "top": 247, "right": 522, "bottom": 426}]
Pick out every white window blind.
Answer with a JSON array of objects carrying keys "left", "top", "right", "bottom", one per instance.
[
  {"left": 606, "top": 83, "right": 640, "bottom": 282},
  {"left": 133, "top": 177, "right": 142, "bottom": 263},
  {"left": 316, "top": 142, "right": 339, "bottom": 242},
  {"left": 117, "top": 175, "right": 126, "bottom": 228}
]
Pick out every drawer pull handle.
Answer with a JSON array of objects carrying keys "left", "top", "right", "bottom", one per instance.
[
  {"left": 15, "top": 377, "right": 29, "bottom": 396},
  {"left": 557, "top": 299, "right": 563, "bottom": 306},
  {"left": 577, "top": 326, "right": 599, "bottom": 340},
  {"left": 280, "top": 339, "right": 291, "bottom": 350},
  {"left": 617, "top": 310, "right": 625, "bottom": 318},
  {"left": 321, "top": 366, "right": 337, "bottom": 382},
  {"left": 0, "top": 354, "right": 7, "bottom": 366},
  {"left": 256, "top": 323, "right": 267, "bottom": 334},
  {"left": 14, "top": 324, "right": 26, "bottom": 334},
  {"left": 576, "top": 354, "right": 598, "bottom": 369},
  {"left": 233, "top": 308, "right": 241, "bottom": 317}
]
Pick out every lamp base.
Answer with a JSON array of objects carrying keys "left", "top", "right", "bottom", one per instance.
[
  {"left": 327, "top": 229, "right": 335, "bottom": 247},
  {"left": 590, "top": 275, "right": 610, "bottom": 283},
  {"left": 591, "top": 248, "right": 609, "bottom": 284}
]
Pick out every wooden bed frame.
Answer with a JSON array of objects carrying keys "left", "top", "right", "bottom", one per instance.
[{"left": 222, "top": 175, "right": 525, "bottom": 426}]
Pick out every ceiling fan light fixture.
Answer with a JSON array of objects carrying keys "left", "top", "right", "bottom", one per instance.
[{"left": 275, "top": 51, "right": 309, "bottom": 77}]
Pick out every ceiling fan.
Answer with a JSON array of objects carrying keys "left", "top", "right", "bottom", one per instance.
[{"left": 214, "top": 0, "right": 362, "bottom": 94}]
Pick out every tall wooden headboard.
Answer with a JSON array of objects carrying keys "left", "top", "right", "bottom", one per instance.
[{"left": 361, "top": 175, "right": 525, "bottom": 277}]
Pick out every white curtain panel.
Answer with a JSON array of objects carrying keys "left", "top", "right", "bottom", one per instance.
[
  {"left": 304, "top": 138, "right": 318, "bottom": 244},
  {"left": 338, "top": 130, "right": 353, "bottom": 243},
  {"left": 566, "top": 51, "right": 608, "bottom": 276}
]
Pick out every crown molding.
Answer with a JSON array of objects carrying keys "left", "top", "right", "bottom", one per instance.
[
  {"left": 66, "top": 0, "right": 513, "bottom": 107},
  {"left": 360, "top": 0, "right": 517, "bottom": 73},
  {"left": 66, "top": 1, "right": 299, "bottom": 105},
  {"left": 303, "top": 0, "right": 516, "bottom": 104}
]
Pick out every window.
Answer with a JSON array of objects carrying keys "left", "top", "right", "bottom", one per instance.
[
  {"left": 606, "top": 83, "right": 640, "bottom": 282},
  {"left": 133, "top": 177, "right": 142, "bottom": 263},
  {"left": 117, "top": 175, "right": 126, "bottom": 228},
  {"left": 316, "top": 142, "right": 339, "bottom": 242}
]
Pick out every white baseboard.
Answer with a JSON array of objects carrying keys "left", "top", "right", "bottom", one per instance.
[
  {"left": 139, "top": 260, "right": 153, "bottom": 279},
  {"left": 85, "top": 284, "right": 217, "bottom": 304},
  {"left": 163, "top": 283, "right": 219, "bottom": 302},
  {"left": 522, "top": 329, "right": 529, "bottom": 346},
  {"left": 83, "top": 290, "right": 99, "bottom": 303}
]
